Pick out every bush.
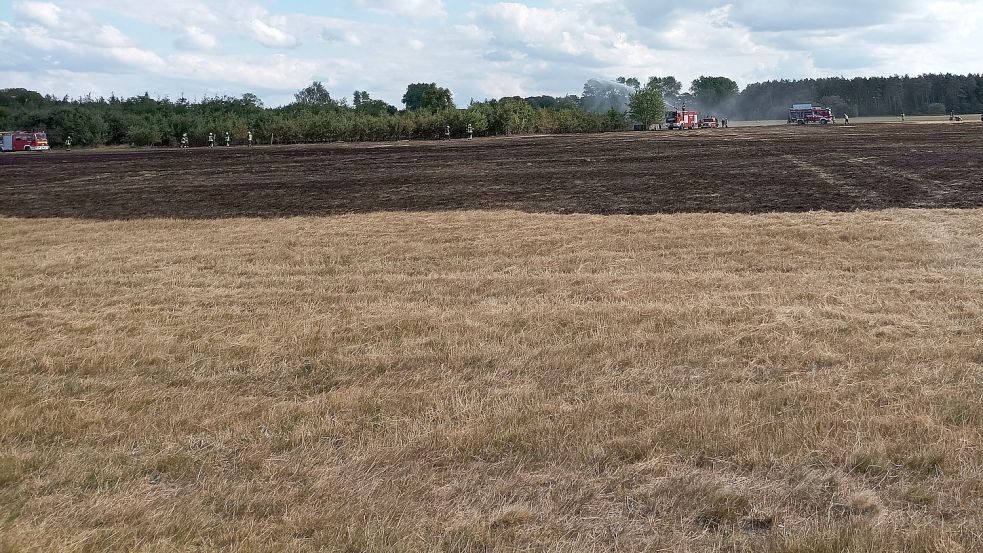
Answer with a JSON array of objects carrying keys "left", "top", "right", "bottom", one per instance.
[{"left": 127, "top": 120, "right": 163, "bottom": 147}]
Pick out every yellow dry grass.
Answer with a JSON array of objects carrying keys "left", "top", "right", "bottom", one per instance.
[{"left": 1, "top": 209, "right": 981, "bottom": 552}]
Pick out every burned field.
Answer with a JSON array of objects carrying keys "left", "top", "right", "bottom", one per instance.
[
  {"left": 2, "top": 124, "right": 983, "bottom": 552},
  {"left": 2, "top": 123, "right": 982, "bottom": 219}
]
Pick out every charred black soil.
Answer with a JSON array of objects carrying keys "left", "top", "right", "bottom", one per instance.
[{"left": 2, "top": 124, "right": 981, "bottom": 219}]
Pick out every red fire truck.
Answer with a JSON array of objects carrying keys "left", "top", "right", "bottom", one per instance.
[
  {"left": 666, "top": 109, "right": 699, "bottom": 130},
  {"left": 788, "top": 104, "right": 834, "bottom": 125},
  {"left": 1, "top": 131, "right": 50, "bottom": 151}
]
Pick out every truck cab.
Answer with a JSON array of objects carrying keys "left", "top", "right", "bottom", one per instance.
[{"left": 698, "top": 116, "right": 719, "bottom": 129}]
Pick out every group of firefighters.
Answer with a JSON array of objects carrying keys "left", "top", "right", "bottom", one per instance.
[
  {"left": 181, "top": 131, "right": 255, "bottom": 148},
  {"left": 177, "top": 124, "right": 475, "bottom": 147}
]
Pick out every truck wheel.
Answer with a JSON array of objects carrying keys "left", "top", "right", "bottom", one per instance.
[
  {"left": 820, "top": 119, "right": 828, "bottom": 124},
  {"left": 23, "top": 146, "right": 32, "bottom": 151}
]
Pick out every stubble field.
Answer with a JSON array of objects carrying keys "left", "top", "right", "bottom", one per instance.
[{"left": 1, "top": 123, "right": 982, "bottom": 552}]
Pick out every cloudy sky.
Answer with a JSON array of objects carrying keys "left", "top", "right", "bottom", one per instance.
[{"left": 2, "top": 0, "right": 981, "bottom": 106}]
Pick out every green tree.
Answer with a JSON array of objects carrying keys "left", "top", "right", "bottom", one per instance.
[
  {"left": 464, "top": 102, "right": 491, "bottom": 135},
  {"left": 628, "top": 85, "right": 666, "bottom": 128},
  {"left": 690, "top": 76, "right": 739, "bottom": 106},
  {"left": 402, "top": 83, "right": 454, "bottom": 112},
  {"left": 925, "top": 102, "right": 947, "bottom": 115},
  {"left": 496, "top": 97, "right": 536, "bottom": 134},
  {"left": 647, "top": 76, "right": 682, "bottom": 99},
  {"left": 241, "top": 93, "right": 264, "bottom": 109},
  {"left": 616, "top": 76, "right": 641, "bottom": 90},
  {"left": 293, "top": 81, "right": 334, "bottom": 106},
  {"left": 353, "top": 91, "right": 397, "bottom": 116},
  {"left": 126, "top": 118, "right": 163, "bottom": 146}
]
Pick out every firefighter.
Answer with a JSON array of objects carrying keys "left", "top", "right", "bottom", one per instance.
[
  {"left": 844, "top": 114, "right": 850, "bottom": 125},
  {"left": 901, "top": 113, "right": 905, "bottom": 122},
  {"left": 181, "top": 133, "right": 189, "bottom": 148},
  {"left": 208, "top": 132, "right": 215, "bottom": 147},
  {"left": 225, "top": 131, "right": 231, "bottom": 147},
  {"left": 65, "top": 135, "right": 72, "bottom": 150},
  {"left": 247, "top": 131, "right": 253, "bottom": 146},
  {"left": 467, "top": 123, "right": 473, "bottom": 140},
  {"left": 445, "top": 125, "right": 451, "bottom": 140}
]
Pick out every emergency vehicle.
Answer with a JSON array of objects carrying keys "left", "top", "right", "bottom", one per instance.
[
  {"left": 698, "top": 116, "right": 720, "bottom": 129},
  {"left": 788, "top": 104, "right": 835, "bottom": 125},
  {"left": 1, "top": 131, "right": 50, "bottom": 151},
  {"left": 666, "top": 109, "right": 699, "bottom": 130}
]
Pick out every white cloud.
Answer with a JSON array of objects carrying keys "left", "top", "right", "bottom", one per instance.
[
  {"left": 90, "top": 24, "right": 132, "bottom": 48},
  {"left": 3, "top": 0, "right": 983, "bottom": 108},
  {"left": 176, "top": 26, "right": 218, "bottom": 51},
  {"left": 13, "top": 0, "right": 133, "bottom": 48},
  {"left": 13, "top": 1, "right": 63, "bottom": 27},
  {"left": 168, "top": 53, "right": 316, "bottom": 89},
  {"left": 355, "top": 0, "right": 447, "bottom": 19},
  {"left": 105, "top": 46, "right": 167, "bottom": 71},
  {"left": 247, "top": 18, "right": 298, "bottom": 48}
]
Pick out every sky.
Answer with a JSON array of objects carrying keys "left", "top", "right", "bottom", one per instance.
[{"left": 1, "top": 0, "right": 982, "bottom": 107}]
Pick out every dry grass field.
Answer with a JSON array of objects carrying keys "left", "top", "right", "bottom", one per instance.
[{"left": 2, "top": 207, "right": 982, "bottom": 552}]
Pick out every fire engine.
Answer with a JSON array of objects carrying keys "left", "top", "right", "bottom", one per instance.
[
  {"left": 788, "top": 104, "right": 834, "bottom": 125},
  {"left": 1, "top": 131, "right": 50, "bottom": 151},
  {"left": 698, "top": 116, "right": 720, "bottom": 129},
  {"left": 666, "top": 108, "right": 699, "bottom": 130}
]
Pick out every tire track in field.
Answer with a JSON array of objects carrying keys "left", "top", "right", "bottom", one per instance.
[
  {"left": 845, "top": 156, "right": 962, "bottom": 205},
  {"left": 782, "top": 154, "right": 883, "bottom": 204}
]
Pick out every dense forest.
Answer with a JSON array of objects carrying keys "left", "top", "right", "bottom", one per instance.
[
  {"left": 735, "top": 74, "right": 983, "bottom": 120},
  {"left": 1, "top": 73, "right": 980, "bottom": 147}
]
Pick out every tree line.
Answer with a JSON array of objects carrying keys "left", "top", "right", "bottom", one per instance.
[
  {"left": 735, "top": 74, "right": 983, "bottom": 119},
  {"left": 1, "top": 73, "right": 980, "bottom": 147},
  {"left": 613, "top": 73, "right": 983, "bottom": 120},
  {"left": 0, "top": 82, "right": 623, "bottom": 148}
]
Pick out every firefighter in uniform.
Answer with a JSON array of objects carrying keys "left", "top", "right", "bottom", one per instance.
[
  {"left": 65, "top": 135, "right": 72, "bottom": 150},
  {"left": 445, "top": 125, "right": 451, "bottom": 140},
  {"left": 225, "top": 132, "right": 231, "bottom": 147},
  {"left": 181, "top": 133, "right": 189, "bottom": 148},
  {"left": 247, "top": 131, "right": 253, "bottom": 146},
  {"left": 467, "top": 124, "right": 473, "bottom": 140},
  {"left": 844, "top": 114, "right": 850, "bottom": 125},
  {"left": 208, "top": 132, "right": 215, "bottom": 147}
]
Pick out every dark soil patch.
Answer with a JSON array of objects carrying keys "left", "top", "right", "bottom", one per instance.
[{"left": 2, "top": 124, "right": 981, "bottom": 219}]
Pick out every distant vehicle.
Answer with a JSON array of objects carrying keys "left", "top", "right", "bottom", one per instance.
[
  {"left": 666, "top": 109, "right": 699, "bottom": 130},
  {"left": 1, "top": 131, "right": 49, "bottom": 151},
  {"left": 698, "top": 116, "right": 720, "bottom": 129},
  {"left": 788, "top": 104, "right": 834, "bottom": 125}
]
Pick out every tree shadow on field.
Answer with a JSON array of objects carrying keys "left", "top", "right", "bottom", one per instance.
[{"left": 2, "top": 128, "right": 982, "bottom": 220}]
